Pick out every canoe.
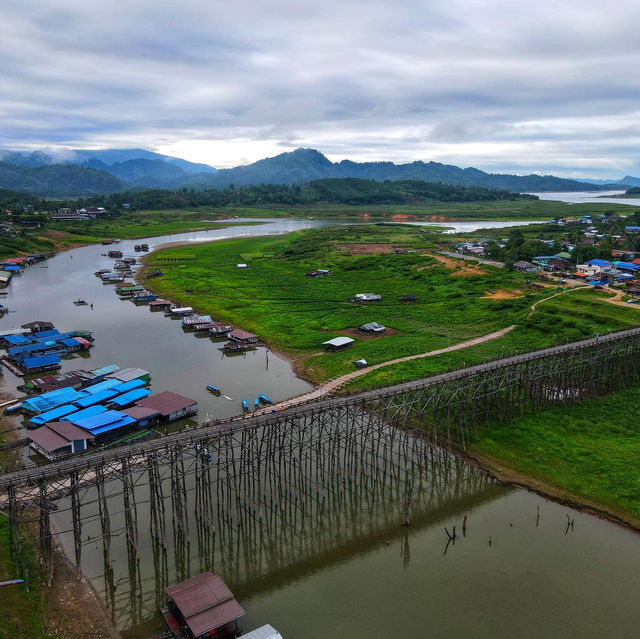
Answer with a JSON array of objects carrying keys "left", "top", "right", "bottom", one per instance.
[
  {"left": 254, "top": 398, "right": 260, "bottom": 408},
  {"left": 258, "top": 394, "right": 272, "bottom": 404},
  {"left": 207, "top": 385, "right": 221, "bottom": 395},
  {"left": 241, "top": 398, "right": 249, "bottom": 411}
]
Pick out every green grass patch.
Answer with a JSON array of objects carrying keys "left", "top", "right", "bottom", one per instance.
[
  {"left": 0, "top": 517, "right": 53, "bottom": 639},
  {"left": 469, "top": 385, "right": 640, "bottom": 523},
  {"left": 143, "top": 224, "right": 566, "bottom": 382}
]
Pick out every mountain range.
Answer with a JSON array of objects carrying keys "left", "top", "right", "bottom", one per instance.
[{"left": 0, "top": 147, "right": 637, "bottom": 197}]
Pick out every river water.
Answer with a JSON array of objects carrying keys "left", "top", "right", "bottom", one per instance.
[{"left": 2, "top": 217, "right": 639, "bottom": 638}]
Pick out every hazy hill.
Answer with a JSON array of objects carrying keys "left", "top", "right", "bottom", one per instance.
[
  {"left": 184, "top": 148, "right": 603, "bottom": 192},
  {"left": 0, "top": 162, "right": 126, "bottom": 197},
  {"left": 0, "top": 148, "right": 217, "bottom": 188}
]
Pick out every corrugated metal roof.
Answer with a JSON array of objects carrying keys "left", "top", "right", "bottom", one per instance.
[
  {"left": 22, "top": 354, "right": 61, "bottom": 369},
  {"left": 28, "top": 426, "right": 70, "bottom": 453},
  {"left": 113, "top": 378, "right": 146, "bottom": 393},
  {"left": 62, "top": 405, "right": 107, "bottom": 424},
  {"left": 91, "top": 364, "right": 120, "bottom": 377},
  {"left": 30, "top": 404, "right": 78, "bottom": 425},
  {"left": 122, "top": 406, "right": 160, "bottom": 420},
  {"left": 166, "top": 572, "right": 245, "bottom": 636},
  {"left": 107, "top": 367, "right": 149, "bottom": 382},
  {"left": 110, "top": 388, "right": 151, "bottom": 407},
  {"left": 83, "top": 378, "right": 123, "bottom": 395},
  {"left": 74, "top": 410, "right": 136, "bottom": 435},
  {"left": 4, "top": 334, "right": 31, "bottom": 345},
  {"left": 48, "top": 421, "right": 91, "bottom": 441},
  {"left": 74, "top": 390, "right": 119, "bottom": 408},
  {"left": 323, "top": 337, "right": 354, "bottom": 347},
  {"left": 240, "top": 625, "right": 282, "bottom": 639},
  {"left": 136, "top": 391, "right": 197, "bottom": 416}
]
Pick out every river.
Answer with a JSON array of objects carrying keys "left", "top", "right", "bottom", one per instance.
[{"left": 2, "top": 217, "right": 639, "bottom": 639}]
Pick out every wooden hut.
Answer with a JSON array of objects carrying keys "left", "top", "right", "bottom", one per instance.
[{"left": 163, "top": 572, "right": 245, "bottom": 639}]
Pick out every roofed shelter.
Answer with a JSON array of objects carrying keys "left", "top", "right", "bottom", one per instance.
[
  {"left": 135, "top": 391, "right": 198, "bottom": 422},
  {"left": 165, "top": 571, "right": 245, "bottom": 639},
  {"left": 323, "top": 336, "right": 355, "bottom": 351}
]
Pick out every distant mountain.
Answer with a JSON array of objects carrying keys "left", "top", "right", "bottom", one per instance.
[
  {"left": 85, "top": 158, "right": 187, "bottom": 187},
  {"left": 180, "top": 148, "right": 604, "bottom": 192},
  {"left": 579, "top": 176, "right": 638, "bottom": 188},
  {"left": 0, "top": 162, "right": 126, "bottom": 197},
  {"left": 0, "top": 148, "right": 217, "bottom": 188},
  {"left": 620, "top": 175, "right": 640, "bottom": 187}
]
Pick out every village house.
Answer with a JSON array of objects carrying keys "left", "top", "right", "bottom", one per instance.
[
  {"left": 357, "top": 322, "right": 386, "bottom": 335},
  {"left": 513, "top": 260, "right": 540, "bottom": 274},
  {"left": 351, "top": 293, "right": 382, "bottom": 302}
]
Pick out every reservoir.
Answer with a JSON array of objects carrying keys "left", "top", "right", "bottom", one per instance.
[{"left": 1, "top": 217, "right": 639, "bottom": 639}]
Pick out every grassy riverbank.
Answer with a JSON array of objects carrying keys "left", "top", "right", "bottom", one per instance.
[
  {"left": 468, "top": 385, "right": 640, "bottom": 528},
  {"left": 143, "top": 225, "right": 640, "bottom": 384},
  {"left": 0, "top": 210, "right": 264, "bottom": 259}
]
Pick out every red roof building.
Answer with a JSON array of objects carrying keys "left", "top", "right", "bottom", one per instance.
[{"left": 165, "top": 572, "right": 245, "bottom": 639}]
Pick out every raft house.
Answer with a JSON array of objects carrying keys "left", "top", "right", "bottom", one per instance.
[
  {"left": 162, "top": 572, "right": 245, "bottom": 639},
  {"left": 26, "top": 386, "right": 197, "bottom": 459}
]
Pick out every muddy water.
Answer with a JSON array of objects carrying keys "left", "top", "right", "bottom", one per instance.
[{"left": 2, "top": 218, "right": 639, "bottom": 638}]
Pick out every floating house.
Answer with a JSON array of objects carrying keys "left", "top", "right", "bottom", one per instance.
[
  {"left": 19, "top": 354, "right": 62, "bottom": 374},
  {"left": 107, "top": 250, "right": 123, "bottom": 258},
  {"left": 149, "top": 299, "right": 172, "bottom": 310},
  {"left": 228, "top": 329, "right": 259, "bottom": 345},
  {"left": 107, "top": 367, "right": 150, "bottom": 383},
  {"left": 135, "top": 391, "right": 198, "bottom": 422},
  {"left": 182, "top": 314, "right": 213, "bottom": 327},
  {"left": 241, "top": 626, "right": 283, "bottom": 639},
  {"left": 323, "top": 336, "right": 355, "bottom": 351},
  {"left": 21, "top": 320, "right": 56, "bottom": 333},
  {"left": 164, "top": 572, "right": 245, "bottom": 639},
  {"left": 169, "top": 306, "right": 194, "bottom": 317},
  {"left": 28, "top": 421, "right": 91, "bottom": 460}
]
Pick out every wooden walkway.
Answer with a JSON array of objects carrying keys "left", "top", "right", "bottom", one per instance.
[
  {"left": 2, "top": 325, "right": 640, "bottom": 490},
  {"left": 264, "top": 325, "right": 516, "bottom": 413}
]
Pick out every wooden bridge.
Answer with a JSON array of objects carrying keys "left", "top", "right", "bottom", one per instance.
[{"left": 3, "top": 326, "right": 640, "bottom": 593}]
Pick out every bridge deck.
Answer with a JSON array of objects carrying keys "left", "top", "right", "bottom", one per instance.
[{"left": 1, "top": 326, "right": 638, "bottom": 489}]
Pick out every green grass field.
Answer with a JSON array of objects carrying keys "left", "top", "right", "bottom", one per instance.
[
  {"left": 143, "top": 224, "right": 639, "bottom": 383},
  {"left": 469, "top": 384, "right": 640, "bottom": 526}
]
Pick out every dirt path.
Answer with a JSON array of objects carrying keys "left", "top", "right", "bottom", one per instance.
[
  {"left": 263, "top": 325, "right": 516, "bottom": 412},
  {"left": 527, "top": 285, "right": 592, "bottom": 316}
]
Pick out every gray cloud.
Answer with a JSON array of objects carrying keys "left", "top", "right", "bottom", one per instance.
[{"left": 0, "top": 0, "right": 639, "bottom": 177}]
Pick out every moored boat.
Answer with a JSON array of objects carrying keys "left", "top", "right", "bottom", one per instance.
[
  {"left": 258, "top": 394, "right": 272, "bottom": 404},
  {"left": 242, "top": 398, "right": 249, "bottom": 411}
]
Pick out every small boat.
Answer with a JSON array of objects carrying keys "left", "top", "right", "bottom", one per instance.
[
  {"left": 0, "top": 291, "right": 7, "bottom": 296},
  {"left": 73, "top": 299, "right": 88, "bottom": 306},
  {"left": 254, "top": 397, "right": 260, "bottom": 409},
  {"left": 207, "top": 385, "right": 221, "bottom": 395},
  {"left": 258, "top": 394, "right": 272, "bottom": 404},
  {"left": 241, "top": 398, "right": 249, "bottom": 411},
  {"left": 3, "top": 403, "right": 22, "bottom": 416}
]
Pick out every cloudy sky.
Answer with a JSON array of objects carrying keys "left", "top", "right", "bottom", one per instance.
[{"left": 1, "top": 0, "right": 639, "bottom": 177}]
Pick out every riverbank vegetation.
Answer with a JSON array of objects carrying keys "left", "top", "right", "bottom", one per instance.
[
  {"left": 143, "top": 225, "right": 640, "bottom": 385},
  {"left": 469, "top": 384, "right": 640, "bottom": 528}
]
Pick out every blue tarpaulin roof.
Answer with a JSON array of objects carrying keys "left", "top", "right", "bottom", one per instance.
[
  {"left": 61, "top": 405, "right": 107, "bottom": 424},
  {"left": 110, "top": 388, "right": 151, "bottom": 407},
  {"left": 612, "top": 261, "right": 640, "bottom": 271},
  {"left": 113, "top": 378, "right": 146, "bottom": 393},
  {"left": 4, "top": 265, "right": 20, "bottom": 271},
  {"left": 61, "top": 338, "right": 81, "bottom": 347},
  {"left": 82, "top": 378, "right": 123, "bottom": 395},
  {"left": 4, "top": 334, "right": 31, "bottom": 346},
  {"left": 74, "top": 389, "right": 119, "bottom": 408},
  {"left": 33, "top": 329, "right": 60, "bottom": 339},
  {"left": 74, "top": 410, "right": 136, "bottom": 435},
  {"left": 30, "top": 404, "right": 78, "bottom": 425},
  {"left": 22, "top": 354, "right": 61, "bottom": 370},
  {"left": 91, "top": 364, "right": 120, "bottom": 377},
  {"left": 22, "top": 387, "right": 87, "bottom": 413},
  {"left": 586, "top": 259, "right": 611, "bottom": 266}
]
